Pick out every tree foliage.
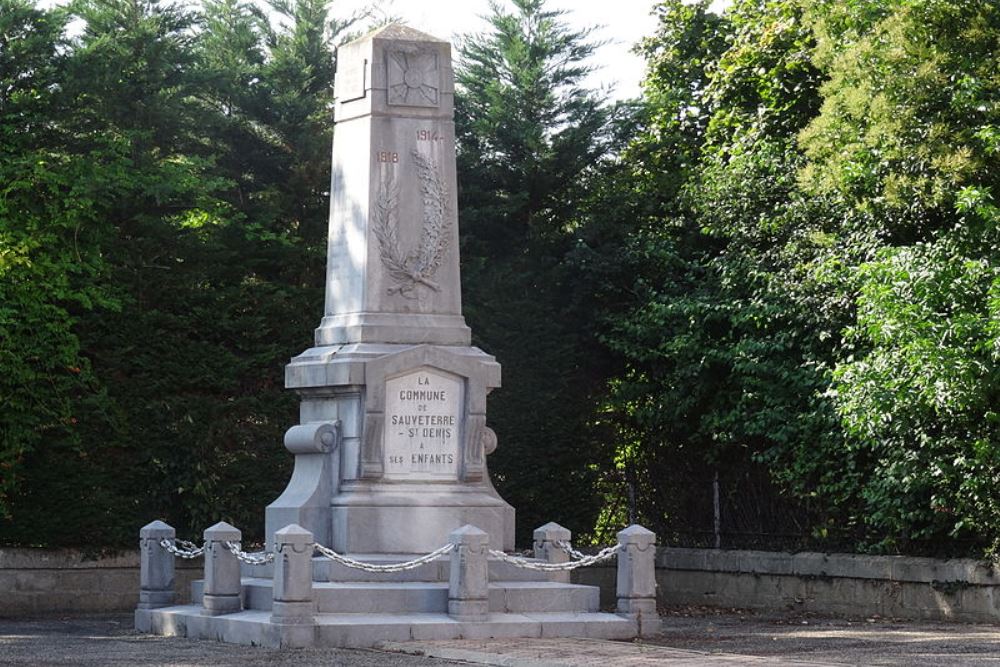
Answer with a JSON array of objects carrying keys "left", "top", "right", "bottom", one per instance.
[
  {"left": 3, "top": 0, "right": 1000, "bottom": 557},
  {"left": 805, "top": 0, "right": 1000, "bottom": 550},
  {"left": 597, "top": 0, "right": 1000, "bottom": 555},
  {"left": 0, "top": 0, "right": 346, "bottom": 545}
]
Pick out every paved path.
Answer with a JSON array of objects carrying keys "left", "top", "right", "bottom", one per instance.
[
  {"left": 3, "top": 609, "right": 1000, "bottom": 665},
  {"left": 652, "top": 608, "right": 1000, "bottom": 666},
  {"left": 384, "top": 637, "right": 833, "bottom": 666},
  {"left": 0, "top": 615, "right": 460, "bottom": 667}
]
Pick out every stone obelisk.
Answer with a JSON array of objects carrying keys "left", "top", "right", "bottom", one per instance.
[{"left": 266, "top": 24, "right": 515, "bottom": 553}]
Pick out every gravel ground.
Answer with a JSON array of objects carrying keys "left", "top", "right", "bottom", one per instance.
[
  {"left": 651, "top": 605, "right": 1000, "bottom": 665},
  {"left": 2, "top": 609, "right": 1000, "bottom": 666},
  {"left": 0, "top": 614, "right": 464, "bottom": 667}
]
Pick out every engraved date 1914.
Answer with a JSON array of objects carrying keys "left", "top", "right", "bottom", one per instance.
[{"left": 416, "top": 129, "right": 444, "bottom": 142}]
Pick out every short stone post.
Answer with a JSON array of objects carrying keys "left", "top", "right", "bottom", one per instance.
[
  {"left": 138, "top": 520, "right": 175, "bottom": 609},
  {"left": 448, "top": 524, "right": 489, "bottom": 622},
  {"left": 533, "top": 522, "right": 571, "bottom": 583},
  {"left": 202, "top": 521, "right": 242, "bottom": 616},
  {"left": 270, "top": 524, "right": 315, "bottom": 647},
  {"left": 616, "top": 524, "right": 661, "bottom": 637}
]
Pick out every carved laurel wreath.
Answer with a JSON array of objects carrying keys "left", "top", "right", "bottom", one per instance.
[{"left": 372, "top": 150, "right": 450, "bottom": 298}]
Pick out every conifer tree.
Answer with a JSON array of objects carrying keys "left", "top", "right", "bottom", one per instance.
[{"left": 456, "top": 0, "right": 612, "bottom": 541}]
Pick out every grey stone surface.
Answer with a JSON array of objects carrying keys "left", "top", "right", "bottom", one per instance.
[
  {"left": 272, "top": 525, "right": 315, "bottom": 605},
  {"left": 448, "top": 525, "right": 489, "bottom": 621},
  {"left": 18, "top": 540, "right": 1000, "bottom": 624},
  {"left": 137, "top": 520, "right": 175, "bottom": 610},
  {"left": 243, "top": 554, "right": 551, "bottom": 585},
  {"left": 158, "top": 593, "right": 1000, "bottom": 657},
  {"left": 316, "top": 581, "right": 449, "bottom": 613},
  {"left": 318, "top": 24, "right": 466, "bottom": 347},
  {"left": 202, "top": 522, "right": 242, "bottom": 616},
  {"left": 328, "top": 483, "right": 514, "bottom": 553},
  {"left": 497, "top": 582, "right": 600, "bottom": 614},
  {"left": 655, "top": 546, "right": 1000, "bottom": 585},
  {"left": 383, "top": 368, "right": 463, "bottom": 480},
  {"left": 570, "top": 545, "right": 1000, "bottom": 624},
  {"left": 265, "top": 423, "right": 340, "bottom": 549},
  {"left": 197, "top": 578, "right": 602, "bottom": 616}
]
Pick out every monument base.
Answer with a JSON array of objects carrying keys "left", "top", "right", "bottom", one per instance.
[
  {"left": 330, "top": 481, "right": 514, "bottom": 553},
  {"left": 135, "top": 554, "right": 639, "bottom": 648},
  {"left": 267, "top": 341, "right": 512, "bottom": 552}
]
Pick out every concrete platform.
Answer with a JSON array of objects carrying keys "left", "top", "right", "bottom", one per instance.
[
  {"left": 137, "top": 551, "right": 631, "bottom": 649},
  {"left": 191, "top": 578, "right": 599, "bottom": 614},
  {"left": 135, "top": 606, "right": 637, "bottom": 648}
]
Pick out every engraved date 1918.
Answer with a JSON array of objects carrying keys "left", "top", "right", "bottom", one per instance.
[{"left": 374, "top": 150, "right": 399, "bottom": 163}]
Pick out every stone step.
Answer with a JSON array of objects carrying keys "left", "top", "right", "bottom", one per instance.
[
  {"left": 241, "top": 554, "right": 553, "bottom": 583},
  {"left": 192, "top": 578, "right": 600, "bottom": 614},
  {"left": 136, "top": 605, "right": 637, "bottom": 649}
]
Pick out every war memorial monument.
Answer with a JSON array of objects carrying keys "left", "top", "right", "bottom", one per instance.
[{"left": 134, "top": 24, "right": 659, "bottom": 648}]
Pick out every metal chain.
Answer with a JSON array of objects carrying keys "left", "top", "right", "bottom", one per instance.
[
  {"left": 224, "top": 541, "right": 275, "bottom": 565},
  {"left": 314, "top": 543, "right": 454, "bottom": 573},
  {"left": 489, "top": 544, "right": 620, "bottom": 571},
  {"left": 160, "top": 533, "right": 616, "bottom": 572},
  {"left": 159, "top": 538, "right": 205, "bottom": 559},
  {"left": 554, "top": 540, "right": 590, "bottom": 561}
]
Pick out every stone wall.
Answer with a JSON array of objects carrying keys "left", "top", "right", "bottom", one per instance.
[
  {"left": 6, "top": 545, "right": 999, "bottom": 620},
  {"left": 0, "top": 549, "right": 200, "bottom": 616},
  {"left": 574, "top": 547, "right": 1000, "bottom": 623}
]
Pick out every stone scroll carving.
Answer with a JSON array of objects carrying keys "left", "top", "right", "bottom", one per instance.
[{"left": 372, "top": 150, "right": 451, "bottom": 298}]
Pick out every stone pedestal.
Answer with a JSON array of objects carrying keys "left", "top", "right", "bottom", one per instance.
[
  {"left": 534, "top": 522, "right": 572, "bottom": 584},
  {"left": 203, "top": 522, "right": 242, "bottom": 616},
  {"left": 266, "top": 24, "right": 514, "bottom": 554},
  {"left": 271, "top": 524, "right": 316, "bottom": 647},
  {"left": 138, "top": 520, "right": 175, "bottom": 609},
  {"left": 448, "top": 525, "right": 489, "bottom": 621},
  {"left": 616, "top": 524, "right": 661, "bottom": 637}
]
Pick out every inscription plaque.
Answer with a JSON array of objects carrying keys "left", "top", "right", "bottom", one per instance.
[
  {"left": 384, "top": 368, "right": 463, "bottom": 480},
  {"left": 336, "top": 59, "right": 367, "bottom": 102}
]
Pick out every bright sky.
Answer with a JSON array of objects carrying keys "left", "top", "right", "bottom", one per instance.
[
  {"left": 334, "top": 0, "right": 731, "bottom": 101},
  {"left": 42, "top": 0, "right": 731, "bottom": 101}
]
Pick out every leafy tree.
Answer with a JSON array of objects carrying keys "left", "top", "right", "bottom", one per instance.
[
  {"left": 800, "top": 0, "right": 1000, "bottom": 552},
  {"left": 596, "top": 0, "right": 847, "bottom": 547},
  {"left": 601, "top": 0, "right": 1000, "bottom": 555}
]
